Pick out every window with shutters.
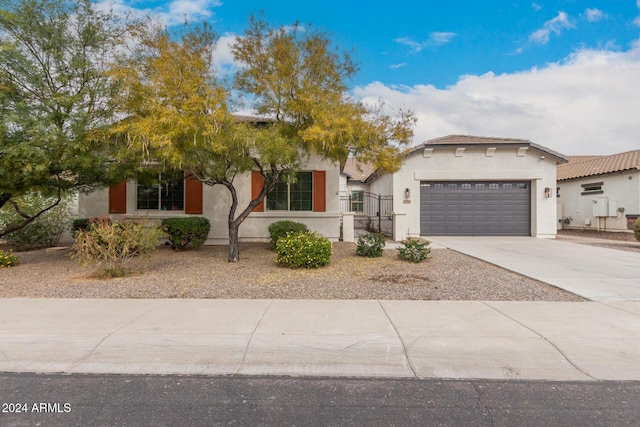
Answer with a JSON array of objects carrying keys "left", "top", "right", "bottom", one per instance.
[
  {"left": 266, "top": 171, "right": 313, "bottom": 211},
  {"left": 136, "top": 169, "right": 185, "bottom": 211}
]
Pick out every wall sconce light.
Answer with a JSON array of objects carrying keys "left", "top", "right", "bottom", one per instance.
[
  {"left": 544, "top": 187, "right": 552, "bottom": 198},
  {"left": 404, "top": 188, "right": 411, "bottom": 199}
]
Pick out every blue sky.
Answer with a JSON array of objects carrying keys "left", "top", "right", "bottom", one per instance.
[{"left": 104, "top": 0, "right": 640, "bottom": 155}]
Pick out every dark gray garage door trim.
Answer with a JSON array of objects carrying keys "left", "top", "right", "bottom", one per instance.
[{"left": 420, "top": 181, "right": 531, "bottom": 236}]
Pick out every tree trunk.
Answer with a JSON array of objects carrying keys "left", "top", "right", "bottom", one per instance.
[{"left": 228, "top": 222, "right": 240, "bottom": 262}]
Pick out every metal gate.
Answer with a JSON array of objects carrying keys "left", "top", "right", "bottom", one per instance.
[{"left": 340, "top": 192, "right": 393, "bottom": 237}]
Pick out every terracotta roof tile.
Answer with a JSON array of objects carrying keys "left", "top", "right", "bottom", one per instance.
[
  {"left": 342, "top": 158, "right": 376, "bottom": 182},
  {"left": 558, "top": 150, "right": 640, "bottom": 181}
]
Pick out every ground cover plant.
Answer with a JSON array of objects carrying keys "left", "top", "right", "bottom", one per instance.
[
  {"left": 0, "top": 249, "right": 18, "bottom": 268},
  {"left": 356, "top": 232, "right": 386, "bottom": 258},
  {"left": 397, "top": 239, "right": 431, "bottom": 263},
  {"left": 275, "top": 231, "right": 332, "bottom": 269},
  {"left": 268, "top": 220, "right": 308, "bottom": 249}
]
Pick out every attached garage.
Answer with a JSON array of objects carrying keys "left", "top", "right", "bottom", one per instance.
[
  {"left": 363, "top": 135, "right": 569, "bottom": 240},
  {"left": 420, "top": 181, "right": 530, "bottom": 236}
]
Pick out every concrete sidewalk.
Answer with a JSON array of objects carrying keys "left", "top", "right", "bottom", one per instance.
[
  {"left": 1, "top": 299, "right": 640, "bottom": 381},
  {"left": 426, "top": 236, "right": 640, "bottom": 302}
]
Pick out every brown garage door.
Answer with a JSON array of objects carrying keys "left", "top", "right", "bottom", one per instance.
[{"left": 420, "top": 181, "right": 531, "bottom": 236}]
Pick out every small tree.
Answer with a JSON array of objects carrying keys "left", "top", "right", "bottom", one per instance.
[
  {"left": 0, "top": 0, "right": 132, "bottom": 239},
  {"left": 111, "top": 17, "right": 415, "bottom": 262}
]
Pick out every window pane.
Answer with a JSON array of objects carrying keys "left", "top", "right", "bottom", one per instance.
[
  {"left": 290, "top": 172, "right": 313, "bottom": 211},
  {"left": 351, "top": 191, "right": 364, "bottom": 213},
  {"left": 160, "top": 170, "right": 184, "bottom": 211},
  {"left": 136, "top": 169, "right": 185, "bottom": 211},
  {"left": 137, "top": 170, "right": 160, "bottom": 210},
  {"left": 267, "top": 181, "right": 288, "bottom": 211}
]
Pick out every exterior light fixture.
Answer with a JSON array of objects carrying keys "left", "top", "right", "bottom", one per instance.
[
  {"left": 404, "top": 188, "right": 411, "bottom": 199},
  {"left": 544, "top": 187, "right": 552, "bottom": 198}
]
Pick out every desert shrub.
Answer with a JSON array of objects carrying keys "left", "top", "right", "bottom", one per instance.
[
  {"left": 0, "top": 193, "right": 72, "bottom": 251},
  {"left": 397, "top": 239, "right": 431, "bottom": 263},
  {"left": 356, "top": 232, "right": 386, "bottom": 258},
  {"left": 162, "top": 217, "right": 211, "bottom": 251},
  {"left": 71, "top": 217, "right": 108, "bottom": 234},
  {"left": 634, "top": 218, "right": 640, "bottom": 242},
  {"left": 0, "top": 249, "right": 19, "bottom": 268},
  {"left": 275, "top": 231, "right": 332, "bottom": 269},
  {"left": 72, "top": 217, "right": 163, "bottom": 277},
  {"left": 268, "top": 220, "right": 308, "bottom": 249}
]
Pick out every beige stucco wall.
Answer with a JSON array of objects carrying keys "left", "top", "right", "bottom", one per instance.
[
  {"left": 557, "top": 171, "right": 640, "bottom": 231},
  {"left": 77, "top": 155, "right": 342, "bottom": 244},
  {"left": 382, "top": 145, "right": 561, "bottom": 238}
]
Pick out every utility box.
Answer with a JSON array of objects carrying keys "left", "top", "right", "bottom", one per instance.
[
  {"left": 592, "top": 197, "right": 608, "bottom": 217},
  {"left": 608, "top": 200, "right": 619, "bottom": 217}
]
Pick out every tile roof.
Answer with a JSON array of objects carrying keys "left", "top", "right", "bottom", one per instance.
[
  {"left": 410, "top": 134, "right": 569, "bottom": 162},
  {"left": 558, "top": 150, "right": 640, "bottom": 181},
  {"left": 342, "top": 158, "right": 376, "bottom": 182}
]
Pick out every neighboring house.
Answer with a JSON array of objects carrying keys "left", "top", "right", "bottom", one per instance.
[
  {"left": 77, "top": 154, "right": 342, "bottom": 244},
  {"left": 343, "top": 135, "right": 568, "bottom": 239},
  {"left": 557, "top": 150, "right": 640, "bottom": 231}
]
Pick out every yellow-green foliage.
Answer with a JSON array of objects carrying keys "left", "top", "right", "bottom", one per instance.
[
  {"left": 275, "top": 231, "right": 332, "bottom": 269},
  {"left": 634, "top": 218, "right": 640, "bottom": 242},
  {"left": 0, "top": 249, "right": 19, "bottom": 268}
]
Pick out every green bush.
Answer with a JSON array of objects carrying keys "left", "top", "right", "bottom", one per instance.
[
  {"left": 397, "top": 239, "right": 431, "bottom": 263},
  {"left": 0, "top": 193, "right": 72, "bottom": 251},
  {"left": 634, "top": 218, "right": 640, "bottom": 242},
  {"left": 162, "top": 217, "right": 211, "bottom": 251},
  {"left": 268, "top": 220, "right": 308, "bottom": 249},
  {"left": 275, "top": 231, "right": 332, "bottom": 269},
  {"left": 0, "top": 249, "right": 19, "bottom": 268},
  {"left": 356, "top": 232, "right": 386, "bottom": 258},
  {"left": 72, "top": 217, "right": 163, "bottom": 277}
]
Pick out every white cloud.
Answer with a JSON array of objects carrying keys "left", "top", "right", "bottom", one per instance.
[
  {"left": 394, "top": 32, "right": 456, "bottom": 52},
  {"left": 530, "top": 11, "right": 575, "bottom": 44},
  {"left": 585, "top": 8, "right": 607, "bottom": 22},
  {"left": 430, "top": 32, "right": 456, "bottom": 45},
  {"left": 212, "top": 34, "right": 240, "bottom": 77},
  {"left": 390, "top": 63, "right": 407, "bottom": 69},
  {"left": 532, "top": 3, "right": 542, "bottom": 12},
  {"left": 353, "top": 42, "right": 640, "bottom": 155},
  {"left": 96, "top": 0, "right": 222, "bottom": 27}
]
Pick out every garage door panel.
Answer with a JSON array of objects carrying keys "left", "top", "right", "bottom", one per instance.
[{"left": 421, "top": 181, "right": 530, "bottom": 236}]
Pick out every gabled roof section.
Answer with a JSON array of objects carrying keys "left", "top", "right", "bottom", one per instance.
[
  {"left": 342, "top": 158, "right": 376, "bottom": 182},
  {"left": 410, "top": 134, "right": 569, "bottom": 163},
  {"left": 558, "top": 150, "right": 640, "bottom": 181}
]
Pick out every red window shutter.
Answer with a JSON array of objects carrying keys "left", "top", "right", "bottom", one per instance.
[
  {"left": 313, "top": 170, "right": 326, "bottom": 212},
  {"left": 251, "top": 171, "right": 265, "bottom": 212},
  {"left": 108, "top": 181, "right": 127, "bottom": 214},
  {"left": 184, "top": 176, "right": 203, "bottom": 214}
]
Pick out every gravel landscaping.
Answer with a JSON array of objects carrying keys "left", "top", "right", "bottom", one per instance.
[{"left": 0, "top": 242, "right": 584, "bottom": 301}]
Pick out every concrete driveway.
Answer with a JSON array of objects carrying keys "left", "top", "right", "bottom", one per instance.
[{"left": 425, "top": 236, "right": 640, "bottom": 302}]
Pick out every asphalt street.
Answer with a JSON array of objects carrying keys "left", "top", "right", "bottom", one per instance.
[{"left": 1, "top": 373, "right": 640, "bottom": 426}]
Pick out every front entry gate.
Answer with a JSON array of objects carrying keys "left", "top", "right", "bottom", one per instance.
[{"left": 341, "top": 192, "right": 393, "bottom": 237}]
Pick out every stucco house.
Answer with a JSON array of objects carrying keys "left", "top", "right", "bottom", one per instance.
[
  {"left": 557, "top": 150, "right": 640, "bottom": 232},
  {"left": 77, "top": 154, "right": 342, "bottom": 244},
  {"left": 343, "top": 135, "right": 568, "bottom": 240}
]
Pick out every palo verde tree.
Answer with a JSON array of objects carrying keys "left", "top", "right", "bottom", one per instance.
[
  {"left": 111, "top": 17, "right": 415, "bottom": 262},
  {"left": 0, "top": 0, "right": 131, "bottom": 238}
]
